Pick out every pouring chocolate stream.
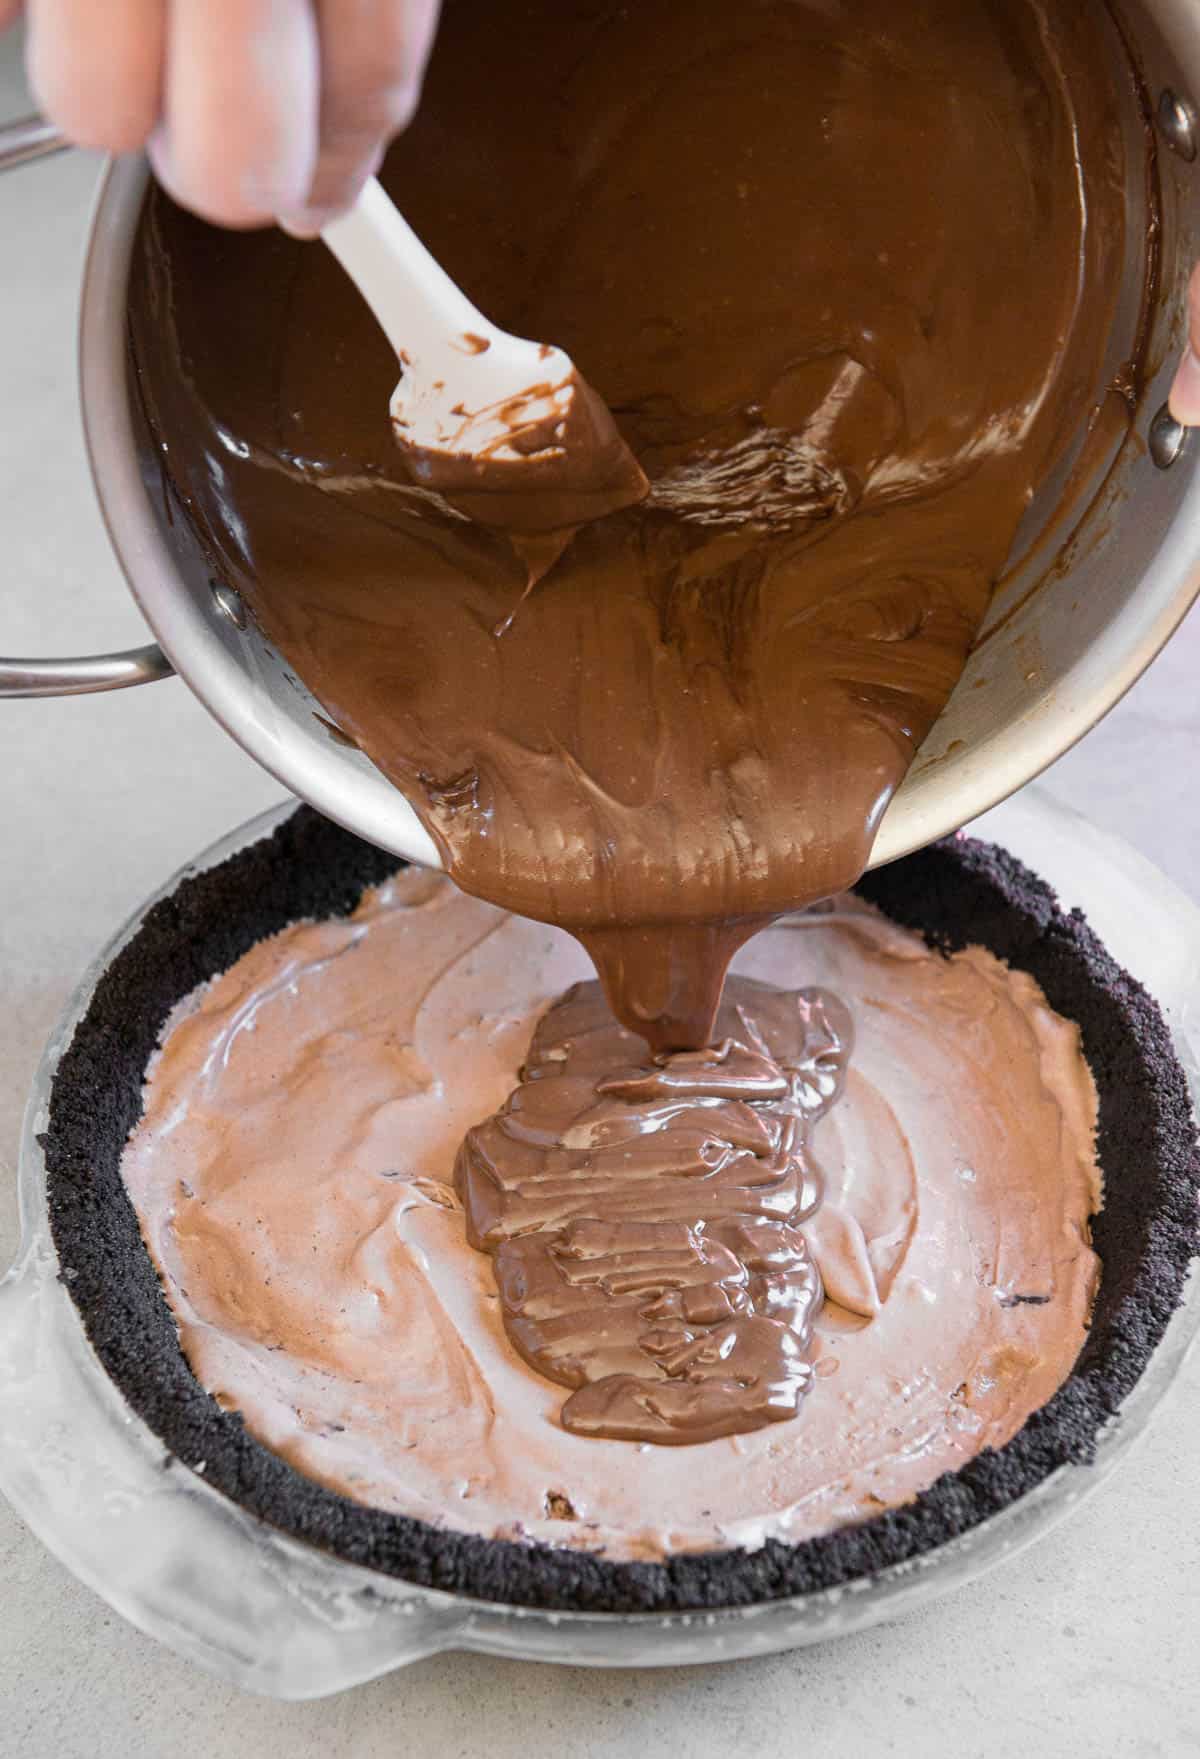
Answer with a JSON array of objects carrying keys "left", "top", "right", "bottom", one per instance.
[{"left": 129, "top": 0, "right": 1137, "bottom": 1444}]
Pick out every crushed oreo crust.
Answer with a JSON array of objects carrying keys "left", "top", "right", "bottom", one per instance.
[{"left": 42, "top": 809, "right": 1200, "bottom": 1613}]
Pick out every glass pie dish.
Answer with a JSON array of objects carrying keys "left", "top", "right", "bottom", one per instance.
[{"left": 0, "top": 785, "right": 1197, "bottom": 1699}]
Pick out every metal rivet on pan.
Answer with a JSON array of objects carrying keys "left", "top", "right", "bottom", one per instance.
[
  {"left": 1149, "top": 403, "right": 1188, "bottom": 471},
  {"left": 210, "top": 579, "right": 247, "bottom": 629},
  {"left": 1158, "top": 89, "right": 1197, "bottom": 162}
]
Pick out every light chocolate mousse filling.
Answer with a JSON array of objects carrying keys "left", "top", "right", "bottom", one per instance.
[{"left": 121, "top": 872, "right": 1101, "bottom": 1562}]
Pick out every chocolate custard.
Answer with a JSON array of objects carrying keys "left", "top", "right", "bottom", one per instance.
[{"left": 130, "top": 0, "right": 1135, "bottom": 1046}]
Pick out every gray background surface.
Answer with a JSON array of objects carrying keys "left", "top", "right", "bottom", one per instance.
[{"left": 2, "top": 30, "right": 1199, "bottom": 1759}]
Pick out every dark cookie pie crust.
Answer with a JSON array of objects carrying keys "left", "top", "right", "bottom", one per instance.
[{"left": 41, "top": 807, "right": 1200, "bottom": 1614}]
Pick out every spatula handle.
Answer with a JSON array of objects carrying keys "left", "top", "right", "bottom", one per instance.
[{"left": 322, "top": 177, "right": 496, "bottom": 371}]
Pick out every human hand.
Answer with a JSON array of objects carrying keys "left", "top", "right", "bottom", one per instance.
[
  {"left": 1169, "top": 262, "right": 1200, "bottom": 428},
  {"left": 0, "top": 0, "right": 441, "bottom": 232}
]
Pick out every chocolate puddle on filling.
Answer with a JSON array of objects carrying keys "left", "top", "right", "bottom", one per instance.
[{"left": 456, "top": 977, "right": 850, "bottom": 1444}]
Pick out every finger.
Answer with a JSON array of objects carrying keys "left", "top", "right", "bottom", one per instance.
[
  {"left": 26, "top": 0, "right": 164, "bottom": 154},
  {"left": 281, "top": 0, "right": 440, "bottom": 235},
  {"left": 1168, "top": 262, "right": 1200, "bottom": 428},
  {"left": 150, "top": 0, "right": 319, "bottom": 229}
]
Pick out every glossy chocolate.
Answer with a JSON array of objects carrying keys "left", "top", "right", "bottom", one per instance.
[{"left": 128, "top": 0, "right": 1137, "bottom": 1053}]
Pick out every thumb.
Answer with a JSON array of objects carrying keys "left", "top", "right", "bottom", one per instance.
[{"left": 1168, "top": 262, "right": 1200, "bottom": 427}]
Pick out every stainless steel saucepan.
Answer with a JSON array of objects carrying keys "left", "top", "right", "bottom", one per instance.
[{"left": 2, "top": 0, "right": 1199, "bottom": 876}]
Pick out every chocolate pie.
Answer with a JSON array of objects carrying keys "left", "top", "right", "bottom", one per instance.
[{"left": 43, "top": 809, "right": 1200, "bottom": 1612}]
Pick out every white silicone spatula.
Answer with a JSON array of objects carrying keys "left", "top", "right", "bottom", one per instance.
[{"left": 322, "top": 178, "right": 647, "bottom": 535}]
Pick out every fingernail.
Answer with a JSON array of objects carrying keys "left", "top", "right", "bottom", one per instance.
[
  {"left": 147, "top": 124, "right": 178, "bottom": 196},
  {"left": 277, "top": 207, "right": 339, "bottom": 240},
  {"left": 281, "top": 149, "right": 385, "bottom": 239},
  {"left": 1168, "top": 345, "right": 1200, "bottom": 428},
  {"left": 390, "top": 80, "right": 423, "bottom": 134}
]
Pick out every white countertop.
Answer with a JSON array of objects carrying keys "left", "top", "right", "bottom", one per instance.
[{"left": 2, "top": 32, "right": 1199, "bottom": 1759}]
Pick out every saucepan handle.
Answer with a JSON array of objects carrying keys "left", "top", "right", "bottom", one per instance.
[
  {"left": 0, "top": 113, "right": 174, "bottom": 696},
  {"left": 0, "top": 112, "right": 67, "bottom": 172},
  {"left": 0, "top": 649, "right": 174, "bottom": 697}
]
